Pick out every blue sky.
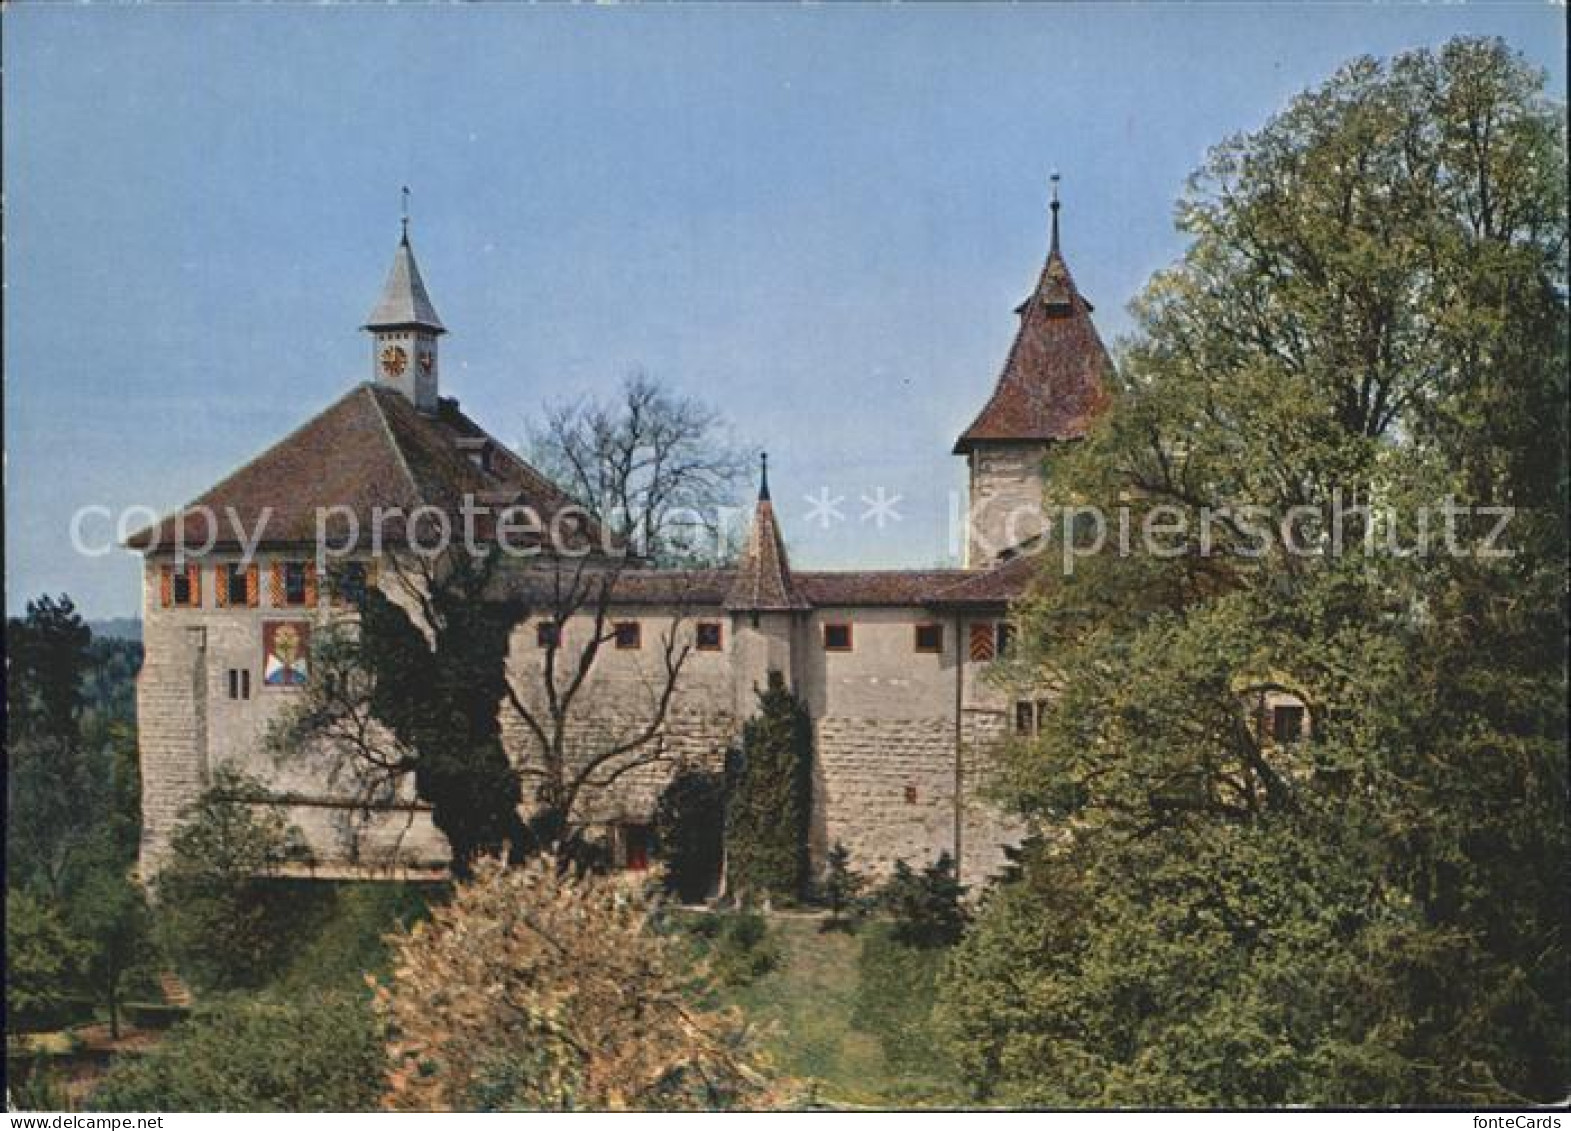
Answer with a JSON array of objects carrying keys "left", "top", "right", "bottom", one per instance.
[{"left": 5, "top": 4, "right": 1565, "bottom": 618}]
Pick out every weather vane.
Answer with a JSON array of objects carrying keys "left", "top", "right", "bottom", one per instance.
[{"left": 401, "top": 186, "right": 411, "bottom": 241}]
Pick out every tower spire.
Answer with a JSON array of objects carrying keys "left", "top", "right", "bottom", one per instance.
[
  {"left": 758, "top": 451, "right": 771, "bottom": 501},
  {"left": 401, "top": 186, "right": 410, "bottom": 245},
  {"left": 1049, "top": 171, "right": 1061, "bottom": 257}
]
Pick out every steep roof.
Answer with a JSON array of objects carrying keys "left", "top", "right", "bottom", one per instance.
[
  {"left": 126, "top": 383, "right": 583, "bottom": 552},
  {"left": 953, "top": 199, "right": 1112, "bottom": 453},
  {"left": 364, "top": 234, "right": 445, "bottom": 332},
  {"left": 725, "top": 458, "right": 810, "bottom": 612}
]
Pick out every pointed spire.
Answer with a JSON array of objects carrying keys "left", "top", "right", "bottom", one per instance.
[
  {"left": 726, "top": 457, "right": 808, "bottom": 612},
  {"left": 365, "top": 198, "right": 445, "bottom": 332},
  {"left": 1049, "top": 171, "right": 1061, "bottom": 257}
]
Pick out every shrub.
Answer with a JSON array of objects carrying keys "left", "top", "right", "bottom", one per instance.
[
  {"left": 710, "top": 910, "right": 781, "bottom": 988},
  {"left": 376, "top": 856, "right": 772, "bottom": 1110},
  {"left": 877, "top": 852, "right": 968, "bottom": 949},
  {"left": 153, "top": 770, "right": 302, "bottom": 992},
  {"left": 818, "top": 842, "right": 867, "bottom": 931},
  {"left": 89, "top": 992, "right": 385, "bottom": 1112},
  {"left": 5, "top": 890, "right": 85, "bottom": 1030}
]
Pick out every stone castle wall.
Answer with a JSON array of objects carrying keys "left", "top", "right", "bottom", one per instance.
[{"left": 138, "top": 556, "right": 1032, "bottom": 890}]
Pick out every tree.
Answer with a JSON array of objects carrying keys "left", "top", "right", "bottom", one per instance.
[
  {"left": 154, "top": 770, "right": 303, "bottom": 992},
  {"left": 723, "top": 672, "right": 813, "bottom": 902},
  {"left": 526, "top": 371, "right": 751, "bottom": 567},
  {"left": 940, "top": 38, "right": 1567, "bottom": 1105},
  {"left": 5, "top": 890, "right": 85, "bottom": 1030},
  {"left": 90, "top": 993, "right": 386, "bottom": 1112},
  {"left": 819, "top": 842, "right": 866, "bottom": 931},
  {"left": 275, "top": 377, "right": 745, "bottom": 870},
  {"left": 6, "top": 595, "right": 96, "bottom": 895},
  {"left": 653, "top": 767, "right": 727, "bottom": 903},
  {"left": 68, "top": 842, "right": 156, "bottom": 1039},
  {"left": 375, "top": 856, "right": 771, "bottom": 1111}
]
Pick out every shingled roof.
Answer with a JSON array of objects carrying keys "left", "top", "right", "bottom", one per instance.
[
  {"left": 953, "top": 194, "right": 1112, "bottom": 454},
  {"left": 126, "top": 383, "right": 583, "bottom": 552}
]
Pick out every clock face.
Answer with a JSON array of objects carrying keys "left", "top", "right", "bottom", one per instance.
[
  {"left": 418, "top": 351, "right": 435, "bottom": 375},
  {"left": 380, "top": 345, "right": 408, "bottom": 377}
]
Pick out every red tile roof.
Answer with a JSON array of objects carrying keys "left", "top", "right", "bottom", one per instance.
[
  {"left": 126, "top": 383, "right": 586, "bottom": 553},
  {"left": 725, "top": 495, "right": 810, "bottom": 612},
  {"left": 953, "top": 244, "right": 1113, "bottom": 453}
]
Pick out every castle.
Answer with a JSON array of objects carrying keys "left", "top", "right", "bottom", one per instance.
[{"left": 132, "top": 189, "right": 1113, "bottom": 889}]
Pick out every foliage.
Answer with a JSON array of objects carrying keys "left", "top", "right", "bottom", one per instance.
[
  {"left": 9, "top": 1058, "right": 75, "bottom": 1113},
  {"left": 89, "top": 992, "right": 386, "bottom": 1112},
  {"left": 818, "top": 842, "right": 867, "bottom": 931},
  {"left": 269, "top": 881, "right": 438, "bottom": 997},
  {"left": 153, "top": 770, "right": 303, "bottom": 993},
  {"left": 878, "top": 853, "right": 968, "bottom": 948},
  {"left": 66, "top": 843, "right": 157, "bottom": 1039},
  {"left": 375, "top": 856, "right": 771, "bottom": 1110},
  {"left": 710, "top": 910, "right": 781, "bottom": 988},
  {"left": 724, "top": 672, "right": 813, "bottom": 902},
  {"left": 5, "top": 890, "right": 86, "bottom": 1029},
  {"left": 852, "top": 922, "right": 956, "bottom": 1080},
  {"left": 941, "top": 38, "right": 1568, "bottom": 1106},
  {"left": 6, "top": 595, "right": 96, "bottom": 895},
  {"left": 653, "top": 767, "right": 727, "bottom": 903}
]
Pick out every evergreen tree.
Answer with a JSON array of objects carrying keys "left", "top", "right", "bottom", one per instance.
[
  {"left": 724, "top": 671, "right": 813, "bottom": 902},
  {"left": 820, "top": 842, "right": 866, "bottom": 930},
  {"left": 654, "top": 767, "right": 727, "bottom": 903}
]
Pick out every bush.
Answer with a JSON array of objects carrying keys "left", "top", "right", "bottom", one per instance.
[
  {"left": 653, "top": 768, "right": 726, "bottom": 904},
  {"left": 818, "top": 842, "right": 867, "bottom": 931},
  {"left": 89, "top": 992, "right": 385, "bottom": 1112},
  {"left": 153, "top": 770, "right": 303, "bottom": 992},
  {"left": 877, "top": 852, "right": 968, "bottom": 948},
  {"left": 710, "top": 910, "right": 781, "bottom": 988},
  {"left": 376, "top": 857, "right": 771, "bottom": 1110},
  {"left": 5, "top": 890, "right": 86, "bottom": 1031}
]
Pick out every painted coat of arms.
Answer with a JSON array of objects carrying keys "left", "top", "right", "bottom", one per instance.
[{"left": 263, "top": 620, "right": 310, "bottom": 687}]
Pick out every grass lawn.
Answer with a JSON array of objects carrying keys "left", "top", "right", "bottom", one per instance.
[{"left": 714, "top": 915, "right": 963, "bottom": 1108}]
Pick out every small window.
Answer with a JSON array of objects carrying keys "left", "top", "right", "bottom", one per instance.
[
  {"left": 536, "top": 622, "right": 560, "bottom": 649},
  {"left": 283, "top": 562, "right": 310, "bottom": 606},
  {"left": 996, "top": 622, "right": 1016, "bottom": 656},
  {"left": 696, "top": 622, "right": 723, "bottom": 651},
  {"left": 224, "top": 564, "right": 250, "bottom": 606},
  {"left": 914, "top": 624, "right": 943, "bottom": 654},
  {"left": 968, "top": 622, "right": 996, "bottom": 662},
  {"left": 1271, "top": 704, "right": 1306, "bottom": 744},
  {"left": 172, "top": 569, "right": 195, "bottom": 607},
  {"left": 614, "top": 621, "right": 642, "bottom": 650},
  {"left": 903, "top": 784, "right": 918, "bottom": 805},
  {"left": 227, "top": 668, "right": 251, "bottom": 701},
  {"left": 1014, "top": 699, "right": 1053, "bottom": 737},
  {"left": 823, "top": 623, "right": 853, "bottom": 652}
]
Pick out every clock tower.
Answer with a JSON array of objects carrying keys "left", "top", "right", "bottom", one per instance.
[{"left": 364, "top": 217, "right": 445, "bottom": 412}]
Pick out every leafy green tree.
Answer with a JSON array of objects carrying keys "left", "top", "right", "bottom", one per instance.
[
  {"left": 653, "top": 767, "right": 727, "bottom": 903},
  {"left": 154, "top": 770, "right": 302, "bottom": 992},
  {"left": 5, "top": 890, "right": 86, "bottom": 1029},
  {"left": 878, "top": 853, "right": 967, "bottom": 948},
  {"left": 940, "top": 37, "right": 1567, "bottom": 1106},
  {"left": 724, "top": 671, "right": 813, "bottom": 902},
  {"left": 67, "top": 846, "right": 157, "bottom": 1039},
  {"left": 820, "top": 842, "right": 866, "bottom": 931},
  {"left": 89, "top": 993, "right": 386, "bottom": 1112}
]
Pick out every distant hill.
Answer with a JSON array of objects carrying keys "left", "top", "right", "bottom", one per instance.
[{"left": 88, "top": 618, "right": 143, "bottom": 643}]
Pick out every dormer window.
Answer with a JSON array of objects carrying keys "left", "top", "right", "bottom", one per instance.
[{"left": 456, "top": 436, "right": 494, "bottom": 473}]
